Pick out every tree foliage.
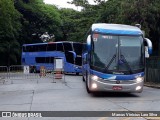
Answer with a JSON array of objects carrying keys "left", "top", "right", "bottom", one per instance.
[
  {"left": 14, "top": 0, "right": 61, "bottom": 44},
  {"left": 97, "top": 0, "right": 160, "bottom": 55},
  {"left": 0, "top": 0, "right": 22, "bottom": 66},
  {"left": 0, "top": 0, "right": 160, "bottom": 65},
  {"left": 66, "top": 0, "right": 160, "bottom": 55}
]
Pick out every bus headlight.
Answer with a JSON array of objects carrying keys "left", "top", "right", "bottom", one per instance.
[
  {"left": 91, "top": 75, "right": 99, "bottom": 81},
  {"left": 136, "top": 77, "right": 143, "bottom": 83},
  {"left": 136, "top": 86, "right": 142, "bottom": 91},
  {"left": 91, "top": 83, "right": 97, "bottom": 89}
]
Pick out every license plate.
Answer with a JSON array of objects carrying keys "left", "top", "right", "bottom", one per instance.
[{"left": 112, "top": 86, "right": 122, "bottom": 90}]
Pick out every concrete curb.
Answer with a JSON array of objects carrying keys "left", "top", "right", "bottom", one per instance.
[{"left": 144, "top": 82, "right": 160, "bottom": 89}]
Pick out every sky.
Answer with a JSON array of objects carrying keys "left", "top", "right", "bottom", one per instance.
[{"left": 43, "top": 0, "right": 97, "bottom": 11}]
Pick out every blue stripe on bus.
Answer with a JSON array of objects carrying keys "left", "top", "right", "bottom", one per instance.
[
  {"left": 93, "top": 28, "right": 142, "bottom": 35},
  {"left": 148, "top": 47, "right": 152, "bottom": 54},
  {"left": 90, "top": 69, "right": 144, "bottom": 80}
]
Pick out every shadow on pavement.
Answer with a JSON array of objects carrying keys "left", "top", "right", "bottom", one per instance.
[{"left": 90, "top": 92, "right": 139, "bottom": 98}]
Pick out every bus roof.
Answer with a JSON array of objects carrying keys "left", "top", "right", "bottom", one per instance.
[
  {"left": 23, "top": 42, "right": 55, "bottom": 46},
  {"left": 23, "top": 41, "right": 82, "bottom": 46},
  {"left": 91, "top": 23, "right": 143, "bottom": 35}
]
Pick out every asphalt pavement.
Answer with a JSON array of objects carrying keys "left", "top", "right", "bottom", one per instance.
[{"left": 0, "top": 74, "right": 160, "bottom": 120}]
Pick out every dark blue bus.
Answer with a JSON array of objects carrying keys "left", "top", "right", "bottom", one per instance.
[{"left": 22, "top": 41, "right": 83, "bottom": 74}]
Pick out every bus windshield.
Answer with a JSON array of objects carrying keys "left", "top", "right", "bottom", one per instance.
[
  {"left": 73, "top": 43, "right": 83, "bottom": 55},
  {"left": 91, "top": 34, "right": 144, "bottom": 74},
  {"left": 73, "top": 43, "right": 83, "bottom": 66}
]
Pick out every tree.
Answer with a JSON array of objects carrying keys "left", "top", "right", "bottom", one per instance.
[
  {"left": 63, "top": 0, "right": 106, "bottom": 42},
  {"left": 59, "top": 8, "right": 79, "bottom": 41},
  {"left": 97, "top": 0, "right": 160, "bottom": 55},
  {"left": 14, "top": 0, "right": 61, "bottom": 43},
  {"left": 0, "top": 0, "right": 22, "bottom": 66}
]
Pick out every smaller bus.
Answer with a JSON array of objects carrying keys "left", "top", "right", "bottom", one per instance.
[{"left": 22, "top": 41, "right": 83, "bottom": 74}]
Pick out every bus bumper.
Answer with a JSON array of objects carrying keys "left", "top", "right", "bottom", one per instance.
[{"left": 88, "top": 77, "right": 144, "bottom": 93}]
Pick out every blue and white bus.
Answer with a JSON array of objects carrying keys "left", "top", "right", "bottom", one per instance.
[
  {"left": 22, "top": 41, "right": 83, "bottom": 74},
  {"left": 82, "top": 23, "right": 152, "bottom": 93}
]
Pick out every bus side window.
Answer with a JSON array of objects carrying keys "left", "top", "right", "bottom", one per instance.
[
  {"left": 22, "top": 58, "right": 25, "bottom": 64},
  {"left": 35, "top": 57, "right": 54, "bottom": 63},
  {"left": 34, "top": 45, "right": 38, "bottom": 52},
  {"left": 47, "top": 44, "right": 56, "bottom": 51},
  {"left": 38, "top": 44, "right": 47, "bottom": 51},
  {"left": 57, "top": 43, "right": 64, "bottom": 52},
  {"left": 26, "top": 46, "right": 30, "bottom": 52},
  {"left": 30, "top": 45, "right": 35, "bottom": 52},
  {"left": 63, "top": 43, "right": 72, "bottom": 51},
  {"left": 23, "top": 46, "right": 26, "bottom": 52}
]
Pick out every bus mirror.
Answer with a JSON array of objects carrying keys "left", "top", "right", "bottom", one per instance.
[
  {"left": 145, "top": 46, "right": 149, "bottom": 58},
  {"left": 87, "top": 35, "right": 91, "bottom": 51},
  {"left": 83, "top": 53, "right": 87, "bottom": 59},
  {"left": 144, "top": 38, "right": 152, "bottom": 55},
  {"left": 83, "top": 53, "right": 88, "bottom": 63},
  {"left": 69, "top": 51, "right": 77, "bottom": 58}
]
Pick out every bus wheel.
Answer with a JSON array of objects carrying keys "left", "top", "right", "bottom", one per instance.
[
  {"left": 76, "top": 73, "right": 79, "bottom": 75},
  {"left": 82, "top": 76, "right": 85, "bottom": 82},
  {"left": 86, "top": 74, "right": 91, "bottom": 93}
]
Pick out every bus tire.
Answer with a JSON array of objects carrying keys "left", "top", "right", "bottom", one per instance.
[
  {"left": 82, "top": 75, "right": 85, "bottom": 82},
  {"left": 86, "top": 80, "right": 91, "bottom": 93},
  {"left": 76, "top": 73, "right": 79, "bottom": 75},
  {"left": 86, "top": 74, "right": 91, "bottom": 93}
]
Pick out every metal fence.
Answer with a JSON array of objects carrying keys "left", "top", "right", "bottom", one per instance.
[
  {"left": 0, "top": 59, "right": 159, "bottom": 83},
  {"left": 0, "top": 66, "right": 8, "bottom": 83},
  {"left": 145, "top": 57, "right": 160, "bottom": 83},
  {"left": 0, "top": 65, "right": 54, "bottom": 80},
  {"left": 9, "top": 65, "right": 39, "bottom": 79}
]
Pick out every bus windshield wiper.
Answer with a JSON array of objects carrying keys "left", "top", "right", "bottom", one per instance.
[
  {"left": 105, "top": 54, "right": 116, "bottom": 71},
  {"left": 120, "top": 54, "right": 133, "bottom": 74}
]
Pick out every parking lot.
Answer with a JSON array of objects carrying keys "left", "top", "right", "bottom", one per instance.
[{"left": 0, "top": 74, "right": 160, "bottom": 120}]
